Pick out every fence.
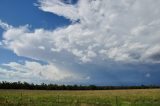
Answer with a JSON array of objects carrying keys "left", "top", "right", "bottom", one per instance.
[{"left": 0, "top": 94, "right": 159, "bottom": 106}]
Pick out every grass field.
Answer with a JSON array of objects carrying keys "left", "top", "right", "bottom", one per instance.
[{"left": 0, "top": 89, "right": 160, "bottom": 106}]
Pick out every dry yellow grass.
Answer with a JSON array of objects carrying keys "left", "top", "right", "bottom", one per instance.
[{"left": 0, "top": 89, "right": 160, "bottom": 106}]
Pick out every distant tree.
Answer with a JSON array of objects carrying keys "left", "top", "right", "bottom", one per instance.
[{"left": 0, "top": 81, "right": 159, "bottom": 90}]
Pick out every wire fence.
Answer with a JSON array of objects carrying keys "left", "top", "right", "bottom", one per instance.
[{"left": 0, "top": 94, "right": 159, "bottom": 106}]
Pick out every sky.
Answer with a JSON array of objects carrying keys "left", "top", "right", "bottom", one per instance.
[{"left": 0, "top": 0, "right": 160, "bottom": 85}]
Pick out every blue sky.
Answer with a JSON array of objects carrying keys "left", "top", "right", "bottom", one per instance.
[
  {"left": 0, "top": 0, "right": 72, "bottom": 64},
  {"left": 0, "top": 0, "right": 160, "bottom": 85}
]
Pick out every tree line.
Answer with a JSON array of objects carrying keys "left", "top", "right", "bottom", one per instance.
[{"left": 0, "top": 81, "right": 159, "bottom": 90}]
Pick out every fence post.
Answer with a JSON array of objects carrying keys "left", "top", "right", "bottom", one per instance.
[
  {"left": 57, "top": 95, "right": 59, "bottom": 103},
  {"left": 21, "top": 92, "right": 22, "bottom": 100},
  {"left": 5, "top": 97, "right": 8, "bottom": 106},
  {"left": 116, "top": 96, "right": 119, "bottom": 106}
]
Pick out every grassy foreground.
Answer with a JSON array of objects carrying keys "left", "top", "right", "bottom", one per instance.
[{"left": 0, "top": 89, "right": 160, "bottom": 106}]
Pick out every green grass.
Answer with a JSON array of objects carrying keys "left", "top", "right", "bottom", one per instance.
[{"left": 0, "top": 89, "right": 160, "bottom": 106}]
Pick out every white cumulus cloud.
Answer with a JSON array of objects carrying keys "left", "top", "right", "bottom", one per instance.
[
  {"left": 0, "top": 0, "right": 160, "bottom": 83},
  {"left": 37, "top": 0, "right": 79, "bottom": 21},
  {"left": 1, "top": 61, "right": 87, "bottom": 83},
  {"left": 1, "top": 0, "right": 160, "bottom": 64}
]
